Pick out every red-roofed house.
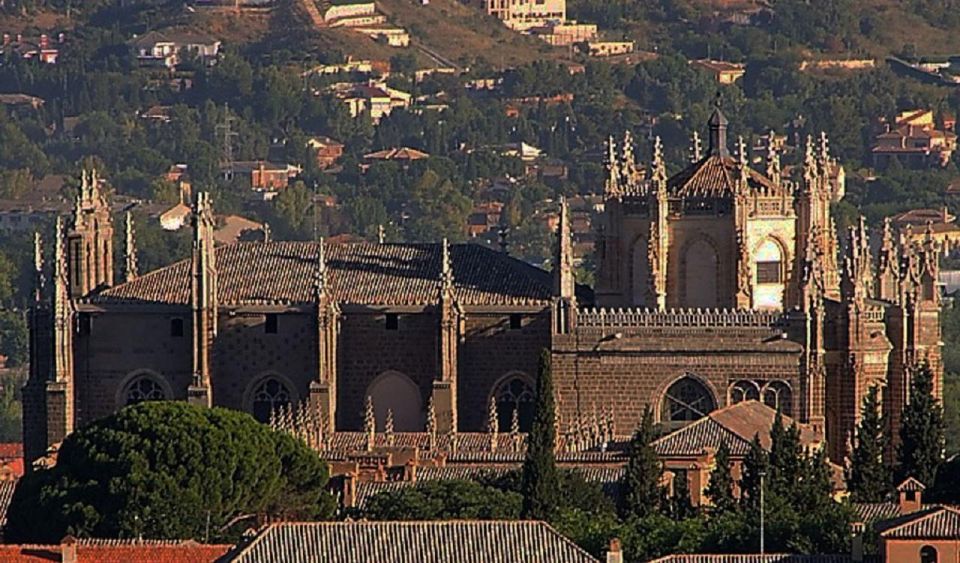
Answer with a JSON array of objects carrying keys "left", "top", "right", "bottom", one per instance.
[
  {"left": 873, "top": 110, "right": 957, "bottom": 168},
  {"left": 0, "top": 537, "right": 230, "bottom": 562}
]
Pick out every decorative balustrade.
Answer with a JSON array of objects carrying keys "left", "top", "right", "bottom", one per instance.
[{"left": 577, "top": 307, "right": 785, "bottom": 329}]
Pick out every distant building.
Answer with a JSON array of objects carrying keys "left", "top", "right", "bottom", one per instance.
[
  {"left": 872, "top": 110, "right": 957, "bottom": 169},
  {"left": 691, "top": 59, "right": 746, "bottom": 84},
  {"left": 131, "top": 29, "right": 221, "bottom": 69},
  {"left": 0, "top": 93, "right": 45, "bottom": 110},
  {"left": 2, "top": 32, "right": 61, "bottom": 63},
  {"left": 481, "top": 0, "right": 566, "bottom": 30},
  {"left": 330, "top": 82, "right": 412, "bottom": 123},
  {"left": 530, "top": 21, "right": 597, "bottom": 46},
  {"left": 363, "top": 146, "right": 430, "bottom": 164},
  {"left": 307, "top": 136, "right": 345, "bottom": 169},
  {"left": 0, "top": 538, "right": 230, "bottom": 562},
  {"left": 226, "top": 161, "right": 302, "bottom": 197},
  {"left": 586, "top": 41, "right": 635, "bottom": 57}
]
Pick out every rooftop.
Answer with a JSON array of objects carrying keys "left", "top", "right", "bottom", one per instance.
[
  {"left": 0, "top": 538, "right": 231, "bottom": 562},
  {"left": 86, "top": 242, "right": 554, "bottom": 308},
  {"left": 225, "top": 521, "right": 599, "bottom": 563}
]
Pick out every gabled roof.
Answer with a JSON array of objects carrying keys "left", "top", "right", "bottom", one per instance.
[
  {"left": 877, "top": 505, "right": 960, "bottom": 539},
  {"left": 86, "top": 242, "right": 554, "bottom": 308},
  {"left": 364, "top": 147, "right": 430, "bottom": 160},
  {"left": 648, "top": 556, "right": 855, "bottom": 563},
  {"left": 667, "top": 155, "right": 782, "bottom": 198},
  {"left": 652, "top": 401, "right": 818, "bottom": 457},
  {"left": 225, "top": 521, "right": 599, "bottom": 562},
  {"left": 896, "top": 476, "right": 927, "bottom": 492}
]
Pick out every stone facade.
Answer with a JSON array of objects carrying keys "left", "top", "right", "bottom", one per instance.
[{"left": 24, "top": 110, "right": 944, "bottom": 467}]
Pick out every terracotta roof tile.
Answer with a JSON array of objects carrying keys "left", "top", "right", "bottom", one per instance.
[
  {"left": 88, "top": 242, "right": 553, "bottom": 307},
  {"left": 877, "top": 506, "right": 960, "bottom": 539},
  {"left": 648, "top": 556, "right": 856, "bottom": 563},
  {"left": 668, "top": 155, "right": 782, "bottom": 198},
  {"left": 226, "top": 521, "right": 599, "bottom": 562},
  {"left": 0, "top": 540, "right": 230, "bottom": 562}
]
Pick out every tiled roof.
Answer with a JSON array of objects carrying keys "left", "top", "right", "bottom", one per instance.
[
  {"left": 896, "top": 476, "right": 927, "bottom": 492},
  {"left": 0, "top": 443, "right": 22, "bottom": 459},
  {"left": 648, "top": 556, "right": 855, "bottom": 563},
  {"left": 652, "top": 401, "right": 818, "bottom": 457},
  {"left": 877, "top": 506, "right": 960, "bottom": 539},
  {"left": 226, "top": 521, "right": 600, "bottom": 562},
  {"left": 87, "top": 242, "right": 553, "bottom": 307},
  {"left": 853, "top": 502, "right": 903, "bottom": 523},
  {"left": 667, "top": 155, "right": 782, "bottom": 198},
  {"left": 0, "top": 479, "right": 16, "bottom": 527},
  {"left": 0, "top": 539, "right": 230, "bottom": 562}
]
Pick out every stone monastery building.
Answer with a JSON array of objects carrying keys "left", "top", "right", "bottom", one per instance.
[{"left": 24, "top": 107, "right": 943, "bottom": 465}]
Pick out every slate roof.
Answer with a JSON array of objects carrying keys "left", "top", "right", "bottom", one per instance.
[
  {"left": 652, "top": 401, "right": 819, "bottom": 457},
  {"left": 667, "top": 155, "right": 783, "bottom": 198},
  {"left": 877, "top": 506, "right": 960, "bottom": 539},
  {"left": 225, "top": 521, "right": 599, "bottom": 562},
  {"left": 87, "top": 242, "right": 554, "bottom": 307}
]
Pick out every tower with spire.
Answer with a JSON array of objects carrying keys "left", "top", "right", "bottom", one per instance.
[{"left": 67, "top": 168, "right": 114, "bottom": 297}]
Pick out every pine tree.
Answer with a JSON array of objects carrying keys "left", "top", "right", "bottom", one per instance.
[
  {"left": 897, "top": 361, "right": 945, "bottom": 487},
  {"left": 740, "top": 433, "right": 768, "bottom": 510},
  {"left": 620, "top": 405, "right": 664, "bottom": 519},
  {"left": 705, "top": 441, "right": 736, "bottom": 513},
  {"left": 521, "top": 349, "right": 560, "bottom": 519},
  {"left": 848, "top": 385, "right": 891, "bottom": 502}
]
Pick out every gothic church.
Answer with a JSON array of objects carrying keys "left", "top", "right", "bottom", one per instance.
[{"left": 24, "top": 107, "right": 943, "bottom": 465}]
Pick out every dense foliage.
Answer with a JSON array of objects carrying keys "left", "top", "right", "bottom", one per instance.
[
  {"left": 4, "top": 402, "right": 335, "bottom": 543},
  {"left": 521, "top": 349, "right": 560, "bottom": 519},
  {"left": 897, "top": 361, "right": 946, "bottom": 486},
  {"left": 847, "top": 385, "right": 891, "bottom": 502}
]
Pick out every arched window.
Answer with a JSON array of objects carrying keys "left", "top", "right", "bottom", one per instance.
[
  {"left": 755, "top": 239, "right": 783, "bottom": 284},
  {"left": 684, "top": 239, "right": 718, "bottom": 308},
  {"left": 251, "top": 377, "right": 292, "bottom": 423},
  {"left": 921, "top": 545, "right": 938, "bottom": 563},
  {"left": 662, "top": 376, "right": 716, "bottom": 424},
  {"left": 124, "top": 376, "right": 167, "bottom": 406},
  {"left": 730, "top": 380, "right": 760, "bottom": 404},
  {"left": 493, "top": 374, "right": 535, "bottom": 432},
  {"left": 762, "top": 381, "right": 793, "bottom": 417}
]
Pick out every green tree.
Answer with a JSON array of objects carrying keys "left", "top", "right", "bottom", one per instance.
[
  {"left": 5, "top": 402, "right": 335, "bottom": 543},
  {"left": 0, "top": 311, "right": 27, "bottom": 368},
  {"left": 768, "top": 413, "right": 805, "bottom": 496},
  {"left": 739, "top": 434, "right": 767, "bottom": 510},
  {"left": 670, "top": 470, "right": 695, "bottom": 519},
  {"left": 897, "top": 361, "right": 946, "bottom": 487},
  {"left": 848, "top": 385, "right": 891, "bottom": 502},
  {"left": 362, "top": 480, "right": 522, "bottom": 520},
  {"left": 705, "top": 441, "right": 736, "bottom": 513},
  {"left": 521, "top": 349, "right": 560, "bottom": 519},
  {"left": 620, "top": 405, "right": 664, "bottom": 519}
]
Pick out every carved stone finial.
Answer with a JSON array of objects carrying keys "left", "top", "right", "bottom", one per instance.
[
  {"left": 378, "top": 224, "right": 385, "bottom": 244},
  {"left": 690, "top": 130, "right": 703, "bottom": 163},
  {"left": 33, "top": 232, "right": 44, "bottom": 302},
  {"left": 440, "top": 238, "right": 454, "bottom": 292},
  {"left": 487, "top": 395, "right": 499, "bottom": 451},
  {"left": 384, "top": 408, "right": 395, "bottom": 446},
  {"left": 426, "top": 396, "right": 437, "bottom": 450},
  {"left": 510, "top": 405, "right": 520, "bottom": 435},
  {"left": 364, "top": 396, "right": 376, "bottom": 452},
  {"left": 314, "top": 237, "right": 327, "bottom": 298},
  {"left": 124, "top": 211, "right": 138, "bottom": 282}
]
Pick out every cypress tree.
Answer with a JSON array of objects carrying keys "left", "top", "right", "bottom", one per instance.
[
  {"left": 897, "top": 361, "right": 945, "bottom": 487},
  {"left": 848, "top": 385, "right": 891, "bottom": 502},
  {"left": 620, "top": 405, "right": 664, "bottom": 519},
  {"left": 521, "top": 349, "right": 560, "bottom": 519},
  {"left": 769, "top": 413, "right": 805, "bottom": 497},
  {"left": 670, "top": 470, "right": 695, "bottom": 519},
  {"left": 740, "top": 433, "right": 768, "bottom": 510},
  {"left": 705, "top": 441, "right": 736, "bottom": 513}
]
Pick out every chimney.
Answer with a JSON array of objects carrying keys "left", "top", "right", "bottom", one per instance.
[
  {"left": 342, "top": 472, "right": 357, "bottom": 508},
  {"left": 850, "top": 522, "right": 864, "bottom": 563},
  {"left": 896, "top": 477, "right": 925, "bottom": 513},
  {"left": 943, "top": 206, "right": 949, "bottom": 223},
  {"left": 605, "top": 538, "right": 623, "bottom": 563},
  {"left": 60, "top": 535, "right": 78, "bottom": 563}
]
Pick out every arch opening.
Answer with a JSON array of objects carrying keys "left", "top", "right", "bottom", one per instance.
[
  {"left": 366, "top": 371, "right": 423, "bottom": 431},
  {"left": 661, "top": 375, "right": 716, "bottom": 427},
  {"left": 492, "top": 374, "right": 535, "bottom": 432}
]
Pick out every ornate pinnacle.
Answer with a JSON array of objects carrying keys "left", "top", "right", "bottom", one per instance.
[
  {"left": 510, "top": 405, "right": 520, "bottom": 435},
  {"left": 690, "top": 130, "right": 703, "bottom": 163},
  {"left": 384, "top": 408, "right": 395, "bottom": 446},
  {"left": 377, "top": 224, "right": 386, "bottom": 244},
  {"left": 651, "top": 136, "right": 667, "bottom": 192},
  {"left": 736, "top": 135, "right": 747, "bottom": 168},
  {"left": 125, "top": 212, "right": 138, "bottom": 282},
  {"left": 487, "top": 395, "right": 499, "bottom": 451},
  {"left": 426, "top": 396, "right": 437, "bottom": 450},
  {"left": 364, "top": 396, "right": 376, "bottom": 452},
  {"left": 33, "top": 232, "right": 44, "bottom": 302},
  {"left": 440, "top": 238, "right": 454, "bottom": 292},
  {"left": 765, "top": 130, "right": 781, "bottom": 183},
  {"left": 314, "top": 237, "right": 327, "bottom": 298}
]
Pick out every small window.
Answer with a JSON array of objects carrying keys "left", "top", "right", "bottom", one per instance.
[
  {"left": 906, "top": 490, "right": 917, "bottom": 502},
  {"left": 78, "top": 313, "right": 92, "bottom": 336},
  {"left": 756, "top": 261, "right": 782, "bottom": 284},
  {"left": 385, "top": 313, "right": 399, "bottom": 331},
  {"left": 510, "top": 314, "right": 522, "bottom": 330},
  {"left": 170, "top": 318, "right": 184, "bottom": 337},
  {"left": 265, "top": 314, "right": 278, "bottom": 334}
]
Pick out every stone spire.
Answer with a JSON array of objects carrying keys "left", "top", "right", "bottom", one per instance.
[
  {"left": 620, "top": 130, "right": 639, "bottom": 186},
  {"left": 440, "top": 238, "right": 454, "bottom": 296},
  {"left": 314, "top": 237, "right": 327, "bottom": 299},
  {"left": 651, "top": 136, "right": 667, "bottom": 195},
  {"left": 33, "top": 232, "right": 44, "bottom": 303},
  {"left": 877, "top": 218, "right": 900, "bottom": 301},
  {"left": 487, "top": 395, "right": 499, "bottom": 452},
  {"left": 364, "top": 396, "right": 376, "bottom": 451},
  {"left": 68, "top": 167, "right": 114, "bottom": 297},
  {"left": 690, "top": 130, "right": 703, "bottom": 163},
  {"left": 189, "top": 192, "right": 217, "bottom": 407},
  {"left": 842, "top": 216, "right": 874, "bottom": 305},
  {"left": 765, "top": 131, "right": 782, "bottom": 185},
  {"left": 604, "top": 135, "right": 620, "bottom": 198},
  {"left": 554, "top": 196, "right": 575, "bottom": 300},
  {"left": 124, "top": 211, "right": 138, "bottom": 282},
  {"left": 52, "top": 216, "right": 73, "bottom": 384},
  {"left": 384, "top": 408, "right": 395, "bottom": 446},
  {"left": 802, "top": 135, "right": 819, "bottom": 191},
  {"left": 817, "top": 131, "right": 831, "bottom": 176},
  {"left": 426, "top": 396, "right": 437, "bottom": 450},
  {"left": 707, "top": 93, "right": 729, "bottom": 158}
]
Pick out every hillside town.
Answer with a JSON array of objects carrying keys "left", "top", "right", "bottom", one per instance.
[{"left": 3, "top": 0, "right": 960, "bottom": 561}]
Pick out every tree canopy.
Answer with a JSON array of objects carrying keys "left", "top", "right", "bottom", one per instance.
[{"left": 5, "top": 401, "right": 335, "bottom": 543}]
